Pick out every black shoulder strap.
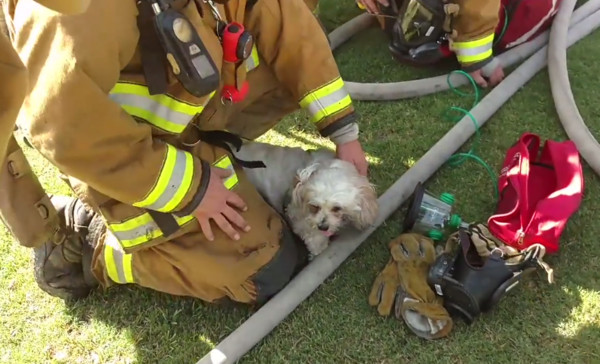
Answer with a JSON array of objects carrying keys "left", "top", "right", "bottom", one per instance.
[
  {"left": 147, "top": 209, "right": 181, "bottom": 237},
  {"left": 136, "top": 0, "right": 169, "bottom": 95}
]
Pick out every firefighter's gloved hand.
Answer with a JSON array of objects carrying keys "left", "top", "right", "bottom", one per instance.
[{"left": 390, "top": 233, "right": 453, "bottom": 340}]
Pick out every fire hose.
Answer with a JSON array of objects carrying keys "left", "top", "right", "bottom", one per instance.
[
  {"left": 197, "top": 4, "right": 600, "bottom": 364},
  {"left": 548, "top": 0, "right": 600, "bottom": 176}
]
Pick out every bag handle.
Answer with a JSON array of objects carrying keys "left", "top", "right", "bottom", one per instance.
[
  {"left": 505, "top": 133, "right": 540, "bottom": 237},
  {"left": 498, "top": 133, "right": 538, "bottom": 191}
]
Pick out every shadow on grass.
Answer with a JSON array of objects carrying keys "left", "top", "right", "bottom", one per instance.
[{"left": 60, "top": 286, "right": 257, "bottom": 363}]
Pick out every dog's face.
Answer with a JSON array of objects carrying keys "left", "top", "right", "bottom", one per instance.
[{"left": 291, "top": 159, "right": 379, "bottom": 237}]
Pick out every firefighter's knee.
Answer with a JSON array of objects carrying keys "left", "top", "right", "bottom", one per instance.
[{"left": 251, "top": 224, "right": 308, "bottom": 305}]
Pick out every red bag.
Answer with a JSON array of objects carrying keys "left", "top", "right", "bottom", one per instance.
[
  {"left": 487, "top": 133, "right": 584, "bottom": 254},
  {"left": 494, "top": 0, "right": 562, "bottom": 51}
]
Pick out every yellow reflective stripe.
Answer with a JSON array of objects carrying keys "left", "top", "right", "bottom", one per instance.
[
  {"left": 109, "top": 212, "right": 155, "bottom": 233},
  {"left": 110, "top": 82, "right": 205, "bottom": 134},
  {"left": 104, "top": 236, "right": 135, "bottom": 284},
  {"left": 245, "top": 44, "right": 260, "bottom": 72},
  {"left": 108, "top": 156, "right": 238, "bottom": 249},
  {"left": 161, "top": 150, "right": 194, "bottom": 212},
  {"left": 456, "top": 49, "right": 493, "bottom": 63},
  {"left": 214, "top": 155, "right": 239, "bottom": 190},
  {"left": 120, "top": 105, "right": 186, "bottom": 134},
  {"left": 452, "top": 33, "right": 495, "bottom": 63},
  {"left": 299, "top": 77, "right": 352, "bottom": 123},
  {"left": 104, "top": 244, "right": 119, "bottom": 284},
  {"left": 112, "top": 82, "right": 203, "bottom": 116},
  {"left": 109, "top": 213, "right": 195, "bottom": 249},
  {"left": 132, "top": 144, "right": 194, "bottom": 212},
  {"left": 116, "top": 225, "right": 162, "bottom": 248},
  {"left": 452, "top": 33, "right": 495, "bottom": 49}
]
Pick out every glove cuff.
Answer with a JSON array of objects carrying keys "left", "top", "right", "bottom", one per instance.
[{"left": 395, "top": 290, "right": 454, "bottom": 340}]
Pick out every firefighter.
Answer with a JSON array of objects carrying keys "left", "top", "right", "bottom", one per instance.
[
  {"left": 357, "top": 0, "right": 505, "bottom": 88},
  {"left": 0, "top": 0, "right": 94, "bottom": 300},
  {"left": 5, "top": 0, "right": 369, "bottom": 306},
  {"left": 355, "top": 0, "right": 563, "bottom": 88}
]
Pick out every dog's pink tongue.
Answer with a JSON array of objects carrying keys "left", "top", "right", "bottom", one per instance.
[{"left": 322, "top": 230, "right": 334, "bottom": 237}]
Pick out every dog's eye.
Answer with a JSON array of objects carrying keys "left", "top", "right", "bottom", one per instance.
[
  {"left": 309, "top": 204, "right": 320, "bottom": 213},
  {"left": 331, "top": 206, "right": 342, "bottom": 213}
]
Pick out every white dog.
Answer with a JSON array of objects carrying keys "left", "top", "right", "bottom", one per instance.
[{"left": 233, "top": 141, "right": 379, "bottom": 258}]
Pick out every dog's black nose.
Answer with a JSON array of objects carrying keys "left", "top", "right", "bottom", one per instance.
[{"left": 318, "top": 222, "right": 329, "bottom": 231}]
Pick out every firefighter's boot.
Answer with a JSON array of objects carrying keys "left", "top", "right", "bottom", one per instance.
[{"left": 33, "top": 195, "right": 103, "bottom": 301}]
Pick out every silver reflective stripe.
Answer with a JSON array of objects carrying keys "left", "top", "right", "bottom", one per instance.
[
  {"left": 455, "top": 43, "right": 492, "bottom": 57},
  {"left": 112, "top": 248, "right": 129, "bottom": 284},
  {"left": 305, "top": 87, "right": 349, "bottom": 117},
  {"left": 104, "top": 234, "right": 135, "bottom": 284},
  {"left": 246, "top": 56, "right": 258, "bottom": 72},
  {"left": 109, "top": 93, "right": 192, "bottom": 127},
  {"left": 146, "top": 147, "right": 188, "bottom": 211},
  {"left": 112, "top": 219, "right": 159, "bottom": 243}
]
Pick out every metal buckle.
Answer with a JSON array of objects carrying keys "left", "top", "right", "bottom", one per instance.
[
  {"left": 181, "top": 123, "right": 203, "bottom": 148},
  {"left": 490, "top": 247, "right": 505, "bottom": 258},
  {"left": 220, "top": 92, "right": 233, "bottom": 105},
  {"left": 523, "top": 243, "right": 554, "bottom": 284},
  {"left": 204, "top": 0, "right": 224, "bottom": 22}
]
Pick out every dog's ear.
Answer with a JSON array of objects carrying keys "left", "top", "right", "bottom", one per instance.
[
  {"left": 291, "top": 163, "right": 320, "bottom": 206},
  {"left": 350, "top": 178, "right": 379, "bottom": 229},
  {"left": 296, "top": 162, "right": 320, "bottom": 184}
]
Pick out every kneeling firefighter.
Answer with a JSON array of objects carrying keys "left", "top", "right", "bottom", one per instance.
[
  {"left": 4, "top": 0, "right": 369, "bottom": 305},
  {"left": 352, "top": 0, "right": 563, "bottom": 88}
]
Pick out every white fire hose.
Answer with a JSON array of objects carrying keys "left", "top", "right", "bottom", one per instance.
[
  {"left": 548, "top": 0, "right": 600, "bottom": 175},
  {"left": 197, "top": 4, "right": 600, "bottom": 363}
]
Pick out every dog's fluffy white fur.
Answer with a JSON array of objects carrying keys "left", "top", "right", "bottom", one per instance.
[{"left": 233, "top": 141, "right": 378, "bottom": 258}]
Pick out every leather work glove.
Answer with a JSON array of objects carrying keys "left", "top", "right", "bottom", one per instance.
[
  {"left": 369, "top": 233, "right": 453, "bottom": 340},
  {"left": 465, "top": 223, "right": 554, "bottom": 283},
  {"left": 466, "top": 223, "right": 521, "bottom": 264}
]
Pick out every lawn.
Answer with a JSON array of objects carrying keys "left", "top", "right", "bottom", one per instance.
[{"left": 2, "top": 0, "right": 600, "bottom": 363}]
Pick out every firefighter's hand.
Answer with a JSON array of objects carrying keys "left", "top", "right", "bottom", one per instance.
[
  {"left": 356, "top": 0, "right": 389, "bottom": 14},
  {"left": 469, "top": 64, "right": 505, "bottom": 88},
  {"left": 337, "top": 139, "right": 369, "bottom": 176},
  {"left": 193, "top": 166, "right": 250, "bottom": 242}
]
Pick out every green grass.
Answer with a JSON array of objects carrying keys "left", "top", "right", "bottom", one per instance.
[{"left": 2, "top": 1, "right": 600, "bottom": 363}]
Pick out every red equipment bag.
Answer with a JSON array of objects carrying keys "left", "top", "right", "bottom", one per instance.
[
  {"left": 487, "top": 133, "right": 584, "bottom": 254},
  {"left": 494, "top": 0, "right": 563, "bottom": 51}
]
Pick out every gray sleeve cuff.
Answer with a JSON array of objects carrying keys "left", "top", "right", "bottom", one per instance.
[
  {"left": 480, "top": 57, "right": 501, "bottom": 78},
  {"left": 328, "top": 122, "right": 359, "bottom": 145}
]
